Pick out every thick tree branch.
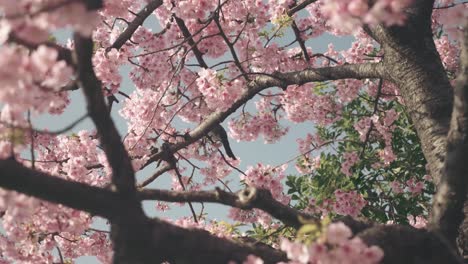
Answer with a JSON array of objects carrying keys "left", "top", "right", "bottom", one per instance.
[
  {"left": 0, "top": 159, "right": 122, "bottom": 219},
  {"left": 143, "top": 62, "right": 385, "bottom": 167},
  {"left": 358, "top": 225, "right": 463, "bottom": 264},
  {"left": 0, "top": 157, "right": 288, "bottom": 263},
  {"left": 364, "top": 0, "right": 435, "bottom": 47},
  {"left": 72, "top": 38, "right": 158, "bottom": 261},
  {"left": 369, "top": 0, "right": 452, "bottom": 186},
  {"left": 138, "top": 187, "right": 316, "bottom": 228},
  {"left": 74, "top": 34, "right": 137, "bottom": 196},
  {"left": 366, "top": 0, "right": 467, "bottom": 255},
  {"left": 430, "top": 22, "right": 468, "bottom": 247},
  {"left": 107, "top": 0, "right": 163, "bottom": 51},
  {"left": 150, "top": 218, "right": 288, "bottom": 263},
  {"left": 73, "top": 38, "right": 151, "bottom": 263},
  {"left": 1, "top": 157, "right": 463, "bottom": 264},
  {"left": 149, "top": 210, "right": 462, "bottom": 264}
]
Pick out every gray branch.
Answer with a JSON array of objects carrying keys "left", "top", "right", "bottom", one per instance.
[
  {"left": 143, "top": 62, "right": 385, "bottom": 167},
  {"left": 138, "top": 186, "right": 316, "bottom": 228}
]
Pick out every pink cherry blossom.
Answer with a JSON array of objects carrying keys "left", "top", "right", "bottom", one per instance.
[
  {"left": 333, "top": 189, "right": 367, "bottom": 217},
  {"left": 278, "top": 222, "right": 383, "bottom": 264},
  {"left": 341, "top": 151, "right": 359, "bottom": 176}
]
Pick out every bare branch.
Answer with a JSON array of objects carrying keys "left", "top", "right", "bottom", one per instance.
[
  {"left": 174, "top": 15, "right": 209, "bottom": 68},
  {"left": 0, "top": 114, "right": 89, "bottom": 135},
  {"left": 290, "top": 20, "right": 310, "bottom": 62},
  {"left": 139, "top": 186, "right": 316, "bottom": 228},
  {"left": 359, "top": 79, "right": 383, "bottom": 158},
  {"left": 213, "top": 13, "right": 249, "bottom": 78},
  {"left": 143, "top": 62, "right": 385, "bottom": 167},
  {"left": 138, "top": 164, "right": 173, "bottom": 188},
  {"left": 107, "top": 0, "right": 163, "bottom": 51}
]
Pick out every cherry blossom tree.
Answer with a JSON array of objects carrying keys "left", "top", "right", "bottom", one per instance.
[{"left": 0, "top": 0, "right": 467, "bottom": 263}]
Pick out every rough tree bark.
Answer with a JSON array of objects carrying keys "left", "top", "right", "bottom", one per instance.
[
  {"left": 364, "top": 0, "right": 468, "bottom": 259},
  {"left": 367, "top": 0, "right": 452, "bottom": 186}
]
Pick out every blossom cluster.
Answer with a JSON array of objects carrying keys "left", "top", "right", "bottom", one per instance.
[
  {"left": 341, "top": 152, "right": 359, "bottom": 177},
  {"left": 434, "top": 1, "right": 468, "bottom": 39},
  {"left": 229, "top": 111, "right": 289, "bottom": 144},
  {"left": 278, "top": 222, "right": 384, "bottom": 264},
  {"left": 199, "top": 154, "right": 240, "bottom": 185},
  {"left": 119, "top": 88, "right": 178, "bottom": 159},
  {"left": 390, "top": 178, "right": 425, "bottom": 195},
  {"left": 196, "top": 69, "right": 246, "bottom": 111},
  {"left": 296, "top": 155, "right": 321, "bottom": 174},
  {"left": 333, "top": 190, "right": 367, "bottom": 217},
  {"left": 322, "top": 0, "right": 414, "bottom": 33},
  {"left": 295, "top": 133, "right": 327, "bottom": 174},
  {"left": 354, "top": 109, "right": 399, "bottom": 165},
  {"left": 0, "top": 0, "right": 99, "bottom": 44},
  {"left": 281, "top": 84, "right": 342, "bottom": 125},
  {"left": 434, "top": 35, "right": 461, "bottom": 73},
  {"left": 0, "top": 0, "right": 462, "bottom": 263},
  {"left": 93, "top": 48, "right": 126, "bottom": 94},
  {"left": 229, "top": 164, "right": 290, "bottom": 226},
  {"left": 308, "top": 189, "right": 367, "bottom": 218},
  {"left": 0, "top": 131, "right": 113, "bottom": 263},
  {"left": 0, "top": 45, "right": 71, "bottom": 114}
]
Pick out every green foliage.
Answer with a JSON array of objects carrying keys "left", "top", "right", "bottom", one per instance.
[
  {"left": 243, "top": 222, "right": 296, "bottom": 245},
  {"left": 0, "top": 128, "right": 26, "bottom": 145},
  {"left": 271, "top": 14, "right": 294, "bottom": 27},
  {"left": 287, "top": 86, "right": 434, "bottom": 225},
  {"left": 259, "top": 15, "right": 293, "bottom": 42},
  {"left": 296, "top": 217, "right": 330, "bottom": 244}
]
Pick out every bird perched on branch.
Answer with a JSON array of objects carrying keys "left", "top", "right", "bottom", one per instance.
[{"left": 209, "top": 123, "right": 236, "bottom": 160}]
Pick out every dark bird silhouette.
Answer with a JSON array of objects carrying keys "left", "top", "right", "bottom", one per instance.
[{"left": 209, "top": 123, "right": 236, "bottom": 159}]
